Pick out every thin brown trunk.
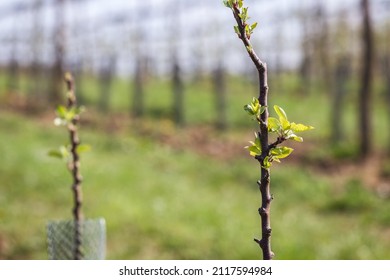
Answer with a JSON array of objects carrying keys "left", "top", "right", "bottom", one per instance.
[
  {"left": 331, "top": 57, "right": 351, "bottom": 144},
  {"left": 172, "top": 58, "right": 184, "bottom": 126},
  {"left": 50, "top": 0, "right": 66, "bottom": 104},
  {"left": 231, "top": 4, "right": 273, "bottom": 260},
  {"left": 213, "top": 63, "right": 227, "bottom": 131},
  {"left": 255, "top": 64, "right": 273, "bottom": 260},
  {"left": 380, "top": 56, "right": 390, "bottom": 155},
  {"left": 65, "top": 73, "right": 83, "bottom": 260},
  {"left": 99, "top": 55, "right": 116, "bottom": 113},
  {"left": 132, "top": 56, "right": 145, "bottom": 118}
]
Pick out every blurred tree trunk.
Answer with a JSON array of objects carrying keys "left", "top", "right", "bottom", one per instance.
[
  {"left": 358, "top": 0, "right": 374, "bottom": 158},
  {"left": 380, "top": 55, "right": 390, "bottom": 154},
  {"left": 73, "top": 60, "right": 85, "bottom": 105},
  {"left": 98, "top": 55, "right": 116, "bottom": 113},
  {"left": 49, "top": 0, "right": 66, "bottom": 104},
  {"left": 213, "top": 62, "right": 227, "bottom": 131},
  {"left": 131, "top": 56, "right": 145, "bottom": 118},
  {"left": 28, "top": 0, "right": 43, "bottom": 108},
  {"left": 6, "top": 21, "right": 19, "bottom": 95},
  {"left": 165, "top": 0, "right": 184, "bottom": 126},
  {"left": 130, "top": 0, "right": 150, "bottom": 119},
  {"left": 172, "top": 58, "right": 185, "bottom": 126},
  {"left": 331, "top": 56, "right": 351, "bottom": 145},
  {"left": 299, "top": 13, "right": 312, "bottom": 95},
  {"left": 299, "top": 2, "right": 330, "bottom": 95},
  {"left": 387, "top": 67, "right": 390, "bottom": 155},
  {"left": 313, "top": 3, "right": 330, "bottom": 89},
  {"left": 272, "top": 18, "right": 284, "bottom": 94},
  {"left": 379, "top": 3, "right": 390, "bottom": 155},
  {"left": 7, "top": 54, "right": 19, "bottom": 94}
]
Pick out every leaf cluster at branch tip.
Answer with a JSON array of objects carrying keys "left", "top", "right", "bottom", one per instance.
[{"left": 224, "top": 0, "right": 258, "bottom": 39}]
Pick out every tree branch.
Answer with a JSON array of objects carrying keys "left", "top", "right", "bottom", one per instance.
[{"left": 268, "top": 137, "right": 286, "bottom": 151}]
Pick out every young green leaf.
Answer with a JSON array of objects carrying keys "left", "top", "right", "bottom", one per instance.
[
  {"left": 259, "top": 105, "right": 266, "bottom": 115},
  {"left": 244, "top": 104, "right": 255, "bottom": 116},
  {"left": 48, "top": 149, "right": 64, "bottom": 159},
  {"left": 59, "top": 145, "right": 70, "bottom": 159},
  {"left": 223, "top": 0, "right": 232, "bottom": 8},
  {"left": 262, "top": 156, "right": 272, "bottom": 169},
  {"left": 273, "top": 105, "right": 287, "bottom": 120},
  {"left": 246, "top": 144, "right": 261, "bottom": 157},
  {"left": 240, "top": 7, "right": 248, "bottom": 21},
  {"left": 251, "top": 97, "right": 259, "bottom": 112},
  {"left": 245, "top": 132, "right": 261, "bottom": 157},
  {"left": 244, "top": 98, "right": 265, "bottom": 121},
  {"left": 272, "top": 157, "right": 281, "bottom": 163},
  {"left": 48, "top": 145, "right": 70, "bottom": 160},
  {"left": 286, "top": 133, "right": 303, "bottom": 142},
  {"left": 290, "top": 122, "right": 314, "bottom": 132},
  {"left": 251, "top": 22, "right": 258, "bottom": 31},
  {"left": 270, "top": 146, "right": 294, "bottom": 159},
  {"left": 63, "top": 110, "right": 75, "bottom": 122},
  {"left": 234, "top": 25, "right": 240, "bottom": 35},
  {"left": 56, "top": 105, "right": 68, "bottom": 118},
  {"left": 268, "top": 117, "right": 281, "bottom": 132},
  {"left": 254, "top": 132, "right": 261, "bottom": 146},
  {"left": 274, "top": 105, "right": 290, "bottom": 130},
  {"left": 76, "top": 144, "right": 91, "bottom": 154}
]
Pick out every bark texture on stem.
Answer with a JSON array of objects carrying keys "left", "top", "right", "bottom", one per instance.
[
  {"left": 231, "top": 3, "right": 274, "bottom": 260},
  {"left": 65, "top": 73, "right": 83, "bottom": 260}
]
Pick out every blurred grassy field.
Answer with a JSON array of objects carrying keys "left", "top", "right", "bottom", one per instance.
[
  {"left": 3, "top": 70, "right": 389, "bottom": 148},
  {"left": 1, "top": 71, "right": 390, "bottom": 259},
  {"left": 0, "top": 100, "right": 389, "bottom": 259}
]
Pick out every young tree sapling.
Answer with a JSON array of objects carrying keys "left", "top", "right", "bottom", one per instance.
[
  {"left": 48, "top": 72, "right": 91, "bottom": 260},
  {"left": 223, "top": 0, "right": 314, "bottom": 260}
]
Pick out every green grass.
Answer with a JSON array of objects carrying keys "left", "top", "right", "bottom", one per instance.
[
  {"left": 0, "top": 111, "right": 389, "bottom": 259},
  {"left": 1, "top": 71, "right": 389, "bottom": 259}
]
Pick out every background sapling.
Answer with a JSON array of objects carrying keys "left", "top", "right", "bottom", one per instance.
[{"left": 48, "top": 72, "right": 91, "bottom": 260}]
